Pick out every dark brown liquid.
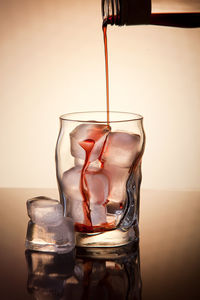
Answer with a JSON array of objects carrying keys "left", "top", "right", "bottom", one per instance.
[
  {"left": 76, "top": 134, "right": 114, "bottom": 233},
  {"left": 79, "top": 139, "right": 94, "bottom": 227},
  {"left": 150, "top": 13, "right": 200, "bottom": 28},
  {"left": 103, "top": 25, "right": 110, "bottom": 124},
  {"left": 75, "top": 222, "right": 115, "bottom": 233},
  {"left": 74, "top": 27, "right": 112, "bottom": 233}
]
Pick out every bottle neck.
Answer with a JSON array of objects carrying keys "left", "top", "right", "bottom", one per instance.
[
  {"left": 102, "top": 0, "right": 151, "bottom": 26},
  {"left": 102, "top": 0, "right": 200, "bottom": 28}
]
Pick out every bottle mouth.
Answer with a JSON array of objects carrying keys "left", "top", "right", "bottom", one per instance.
[
  {"left": 102, "top": 0, "right": 121, "bottom": 26},
  {"left": 102, "top": 0, "right": 152, "bottom": 26}
]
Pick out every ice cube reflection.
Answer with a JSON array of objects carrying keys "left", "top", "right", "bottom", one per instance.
[
  {"left": 25, "top": 243, "right": 142, "bottom": 300},
  {"left": 25, "top": 250, "right": 75, "bottom": 300}
]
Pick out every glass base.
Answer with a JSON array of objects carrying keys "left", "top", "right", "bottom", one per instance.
[
  {"left": 75, "top": 226, "right": 138, "bottom": 248},
  {"left": 76, "top": 240, "right": 139, "bottom": 260}
]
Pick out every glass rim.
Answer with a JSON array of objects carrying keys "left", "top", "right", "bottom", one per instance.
[{"left": 60, "top": 111, "right": 143, "bottom": 123}]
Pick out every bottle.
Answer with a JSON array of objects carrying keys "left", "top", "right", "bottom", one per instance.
[{"left": 102, "top": 0, "right": 200, "bottom": 28}]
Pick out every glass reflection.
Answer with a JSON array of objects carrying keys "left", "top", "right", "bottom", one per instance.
[{"left": 25, "top": 242, "right": 142, "bottom": 300}]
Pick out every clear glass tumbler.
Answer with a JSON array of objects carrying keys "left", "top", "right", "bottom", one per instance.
[{"left": 55, "top": 111, "right": 145, "bottom": 247}]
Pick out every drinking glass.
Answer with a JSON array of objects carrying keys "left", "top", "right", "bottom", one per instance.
[{"left": 55, "top": 111, "right": 145, "bottom": 247}]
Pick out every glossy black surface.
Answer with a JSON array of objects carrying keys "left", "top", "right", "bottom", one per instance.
[
  {"left": 25, "top": 243, "right": 141, "bottom": 300},
  {"left": 0, "top": 189, "right": 199, "bottom": 299}
]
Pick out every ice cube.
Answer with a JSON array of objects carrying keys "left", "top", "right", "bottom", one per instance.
[
  {"left": 27, "top": 197, "right": 64, "bottom": 226},
  {"left": 102, "top": 132, "right": 140, "bottom": 168},
  {"left": 62, "top": 167, "right": 109, "bottom": 225},
  {"left": 70, "top": 199, "right": 85, "bottom": 224},
  {"left": 103, "top": 164, "right": 129, "bottom": 203},
  {"left": 70, "top": 124, "right": 110, "bottom": 162},
  {"left": 26, "top": 217, "right": 75, "bottom": 253},
  {"left": 70, "top": 200, "right": 107, "bottom": 226},
  {"left": 48, "top": 217, "right": 75, "bottom": 247},
  {"left": 62, "top": 166, "right": 82, "bottom": 201},
  {"left": 86, "top": 169, "right": 109, "bottom": 205},
  {"left": 62, "top": 167, "right": 109, "bottom": 205},
  {"left": 90, "top": 204, "right": 107, "bottom": 226},
  {"left": 62, "top": 167, "right": 84, "bottom": 223},
  {"left": 74, "top": 157, "right": 102, "bottom": 170},
  {"left": 66, "top": 197, "right": 107, "bottom": 226}
]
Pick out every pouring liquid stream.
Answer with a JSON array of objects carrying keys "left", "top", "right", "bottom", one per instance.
[
  {"left": 103, "top": 24, "right": 110, "bottom": 125},
  {"left": 75, "top": 22, "right": 114, "bottom": 233}
]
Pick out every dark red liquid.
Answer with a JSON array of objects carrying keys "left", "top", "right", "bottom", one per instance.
[
  {"left": 76, "top": 132, "right": 114, "bottom": 233},
  {"left": 74, "top": 25, "right": 112, "bottom": 233},
  {"left": 103, "top": 25, "right": 110, "bottom": 125},
  {"left": 75, "top": 222, "right": 115, "bottom": 233},
  {"left": 79, "top": 139, "right": 95, "bottom": 227}
]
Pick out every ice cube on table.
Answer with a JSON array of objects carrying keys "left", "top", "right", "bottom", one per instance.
[
  {"left": 27, "top": 197, "right": 64, "bottom": 226},
  {"left": 103, "top": 164, "right": 129, "bottom": 203},
  {"left": 70, "top": 124, "right": 110, "bottom": 162},
  {"left": 26, "top": 216, "right": 75, "bottom": 253},
  {"left": 102, "top": 132, "right": 140, "bottom": 168},
  {"left": 48, "top": 217, "right": 75, "bottom": 246},
  {"left": 26, "top": 197, "right": 75, "bottom": 253}
]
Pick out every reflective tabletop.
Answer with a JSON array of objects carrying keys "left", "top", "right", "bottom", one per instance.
[{"left": 0, "top": 189, "right": 199, "bottom": 300}]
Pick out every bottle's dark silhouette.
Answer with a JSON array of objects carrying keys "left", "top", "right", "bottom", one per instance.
[
  {"left": 101, "top": 1, "right": 200, "bottom": 123},
  {"left": 102, "top": 0, "right": 200, "bottom": 28}
]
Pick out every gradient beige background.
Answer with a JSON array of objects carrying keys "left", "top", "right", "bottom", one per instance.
[{"left": 0, "top": 0, "right": 200, "bottom": 190}]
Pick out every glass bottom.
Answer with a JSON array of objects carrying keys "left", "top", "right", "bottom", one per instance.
[
  {"left": 76, "top": 240, "right": 139, "bottom": 260},
  {"left": 75, "top": 226, "right": 138, "bottom": 248}
]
